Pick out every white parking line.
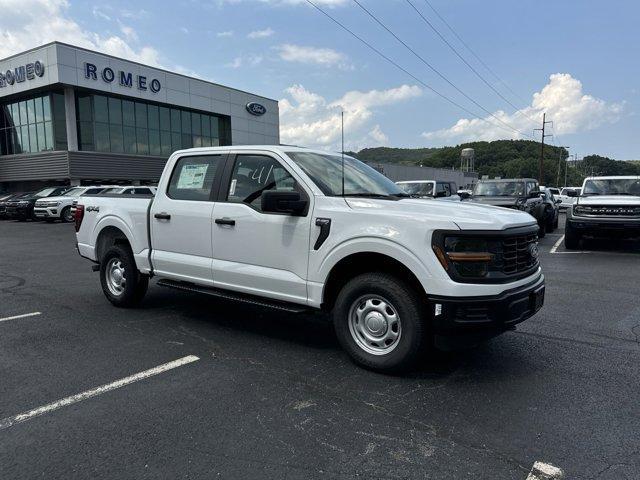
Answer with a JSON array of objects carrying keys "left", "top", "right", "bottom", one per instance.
[
  {"left": 526, "top": 461, "right": 564, "bottom": 479},
  {"left": 0, "top": 311, "right": 41, "bottom": 323},
  {"left": 549, "top": 235, "right": 564, "bottom": 254},
  {"left": 0, "top": 355, "right": 200, "bottom": 430}
]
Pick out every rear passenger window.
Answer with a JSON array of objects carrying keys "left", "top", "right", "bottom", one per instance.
[{"left": 167, "top": 155, "right": 222, "bottom": 201}]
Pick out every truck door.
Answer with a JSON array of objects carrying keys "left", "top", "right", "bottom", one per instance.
[
  {"left": 211, "top": 152, "right": 313, "bottom": 304},
  {"left": 150, "top": 153, "right": 225, "bottom": 285}
]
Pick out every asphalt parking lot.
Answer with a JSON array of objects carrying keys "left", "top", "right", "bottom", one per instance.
[{"left": 1, "top": 216, "right": 639, "bottom": 479}]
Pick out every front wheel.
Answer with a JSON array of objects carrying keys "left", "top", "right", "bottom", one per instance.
[
  {"left": 61, "top": 206, "right": 73, "bottom": 223},
  {"left": 332, "top": 273, "right": 426, "bottom": 373},
  {"left": 100, "top": 245, "right": 148, "bottom": 307},
  {"left": 564, "top": 222, "right": 581, "bottom": 250}
]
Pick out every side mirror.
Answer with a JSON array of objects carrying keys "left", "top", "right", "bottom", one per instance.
[
  {"left": 261, "top": 191, "right": 308, "bottom": 216},
  {"left": 459, "top": 191, "right": 471, "bottom": 200},
  {"left": 566, "top": 190, "right": 578, "bottom": 197}
]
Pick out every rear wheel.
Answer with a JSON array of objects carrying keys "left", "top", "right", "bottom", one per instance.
[
  {"left": 545, "top": 209, "right": 555, "bottom": 232},
  {"left": 564, "top": 222, "right": 581, "bottom": 250},
  {"left": 61, "top": 206, "right": 73, "bottom": 223},
  {"left": 333, "top": 272, "right": 426, "bottom": 373},
  {"left": 100, "top": 245, "right": 148, "bottom": 307}
]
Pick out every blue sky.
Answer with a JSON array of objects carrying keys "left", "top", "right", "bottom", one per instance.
[{"left": 2, "top": 0, "right": 638, "bottom": 158}]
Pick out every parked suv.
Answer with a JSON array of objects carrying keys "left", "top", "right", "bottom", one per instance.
[
  {"left": 0, "top": 193, "right": 24, "bottom": 219},
  {"left": 5, "top": 187, "right": 70, "bottom": 221},
  {"left": 75, "top": 146, "right": 545, "bottom": 372},
  {"left": 558, "top": 187, "right": 582, "bottom": 210},
  {"left": 469, "top": 178, "right": 548, "bottom": 237},
  {"left": 565, "top": 176, "right": 640, "bottom": 249},
  {"left": 540, "top": 187, "right": 561, "bottom": 232},
  {"left": 34, "top": 186, "right": 113, "bottom": 222},
  {"left": 395, "top": 180, "right": 460, "bottom": 201}
]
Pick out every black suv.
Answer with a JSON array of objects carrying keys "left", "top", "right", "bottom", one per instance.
[
  {"left": 469, "top": 178, "right": 549, "bottom": 237},
  {"left": 5, "top": 187, "right": 69, "bottom": 221}
]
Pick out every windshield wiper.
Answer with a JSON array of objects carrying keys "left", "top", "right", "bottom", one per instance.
[{"left": 390, "top": 192, "right": 411, "bottom": 198}]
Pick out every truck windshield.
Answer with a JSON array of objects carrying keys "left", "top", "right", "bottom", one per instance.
[
  {"left": 286, "top": 152, "right": 407, "bottom": 198},
  {"left": 582, "top": 178, "right": 640, "bottom": 196},
  {"left": 474, "top": 181, "right": 525, "bottom": 196},
  {"left": 397, "top": 182, "right": 434, "bottom": 196},
  {"left": 61, "top": 187, "right": 84, "bottom": 197}
]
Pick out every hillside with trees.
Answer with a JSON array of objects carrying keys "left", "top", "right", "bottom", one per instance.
[{"left": 348, "top": 140, "right": 640, "bottom": 186}]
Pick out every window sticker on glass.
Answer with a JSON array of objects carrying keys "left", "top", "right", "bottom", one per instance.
[
  {"left": 229, "top": 179, "right": 237, "bottom": 196},
  {"left": 177, "top": 164, "right": 209, "bottom": 189}
]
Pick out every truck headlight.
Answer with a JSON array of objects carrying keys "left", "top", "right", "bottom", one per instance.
[
  {"left": 573, "top": 206, "right": 591, "bottom": 216},
  {"left": 432, "top": 236, "right": 498, "bottom": 278}
]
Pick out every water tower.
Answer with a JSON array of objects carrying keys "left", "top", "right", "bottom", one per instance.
[{"left": 460, "top": 148, "right": 475, "bottom": 172}]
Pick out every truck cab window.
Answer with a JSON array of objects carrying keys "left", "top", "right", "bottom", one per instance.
[
  {"left": 227, "top": 154, "right": 298, "bottom": 211},
  {"left": 167, "top": 155, "right": 222, "bottom": 201}
]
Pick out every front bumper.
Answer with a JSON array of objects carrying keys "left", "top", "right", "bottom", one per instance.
[
  {"left": 428, "top": 274, "right": 544, "bottom": 336},
  {"left": 33, "top": 207, "right": 60, "bottom": 219},
  {"left": 567, "top": 217, "right": 640, "bottom": 237}
]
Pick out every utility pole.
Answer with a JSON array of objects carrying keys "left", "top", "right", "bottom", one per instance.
[
  {"left": 534, "top": 113, "right": 553, "bottom": 184},
  {"left": 556, "top": 146, "right": 568, "bottom": 187}
]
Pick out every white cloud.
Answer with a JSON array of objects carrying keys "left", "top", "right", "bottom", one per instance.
[
  {"left": 0, "top": 0, "right": 161, "bottom": 66},
  {"left": 369, "top": 125, "right": 388, "bottom": 144},
  {"left": 247, "top": 27, "right": 274, "bottom": 39},
  {"left": 92, "top": 6, "right": 111, "bottom": 21},
  {"left": 422, "top": 73, "right": 624, "bottom": 144},
  {"left": 216, "top": 30, "right": 234, "bottom": 37},
  {"left": 180, "top": 27, "right": 190, "bottom": 34},
  {"left": 280, "top": 84, "right": 422, "bottom": 149},
  {"left": 276, "top": 43, "right": 350, "bottom": 69},
  {"left": 225, "top": 54, "right": 264, "bottom": 69}
]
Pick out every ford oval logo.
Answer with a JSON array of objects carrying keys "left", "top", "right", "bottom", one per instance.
[{"left": 246, "top": 102, "right": 266, "bottom": 116}]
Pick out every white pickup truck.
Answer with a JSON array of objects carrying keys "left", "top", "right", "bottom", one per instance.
[
  {"left": 75, "top": 146, "right": 545, "bottom": 372},
  {"left": 565, "top": 176, "right": 640, "bottom": 249}
]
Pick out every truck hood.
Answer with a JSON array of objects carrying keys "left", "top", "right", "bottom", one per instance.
[
  {"left": 467, "top": 196, "right": 520, "bottom": 208},
  {"left": 345, "top": 197, "right": 536, "bottom": 230},
  {"left": 577, "top": 195, "right": 640, "bottom": 206}
]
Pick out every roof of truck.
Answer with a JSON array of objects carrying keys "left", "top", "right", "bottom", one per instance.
[{"left": 171, "top": 145, "right": 355, "bottom": 157}]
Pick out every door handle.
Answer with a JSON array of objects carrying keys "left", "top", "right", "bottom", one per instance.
[
  {"left": 154, "top": 212, "right": 171, "bottom": 220},
  {"left": 215, "top": 218, "right": 236, "bottom": 226}
]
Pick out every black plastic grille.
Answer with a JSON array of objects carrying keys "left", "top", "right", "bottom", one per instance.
[{"left": 501, "top": 233, "right": 538, "bottom": 275}]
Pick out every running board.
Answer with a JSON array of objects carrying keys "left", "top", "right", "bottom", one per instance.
[{"left": 156, "top": 279, "right": 309, "bottom": 313}]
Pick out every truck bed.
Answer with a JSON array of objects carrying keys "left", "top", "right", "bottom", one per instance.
[{"left": 75, "top": 194, "right": 154, "bottom": 273}]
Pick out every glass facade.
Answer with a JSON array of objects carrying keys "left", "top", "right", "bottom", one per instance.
[
  {"left": 0, "top": 92, "right": 67, "bottom": 155},
  {"left": 76, "top": 92, "right": 232, "bottom": 156}
]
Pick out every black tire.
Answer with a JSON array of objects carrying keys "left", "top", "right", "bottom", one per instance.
[
  {"left": 564, "top": 222, "right": 581, "bottom": 250},
  {"left": 553, "top": 215, "right": 559, "bottom": 229},
  {"left": 61, "top": 206, "right": 73, "bottom": 223},
  {"left": 545, "top": 210, "right": 555, "bottom": 233},
  {"left": 99, "top": 245, "right": 148, "bottom": 307},
  {"left": 332, "top": 272, "right": 426, "bottom": 373},
  {"left": 538, "top": 223, "right": 546, "bottom": 238}
]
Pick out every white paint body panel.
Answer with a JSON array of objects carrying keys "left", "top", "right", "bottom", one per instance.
[{"left": 76, "top": 145, "right": 543, "bottom": 309}]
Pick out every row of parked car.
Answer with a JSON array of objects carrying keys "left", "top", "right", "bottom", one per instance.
[
  {"left": 394, "top": 178, "right": 570, "bottom": 237},
  {"left": 0, "top": 185, "right": 156, "bottom": 222}
]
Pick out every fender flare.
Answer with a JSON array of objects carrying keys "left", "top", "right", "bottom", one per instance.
[
  {"left": 316, "top": 237, "right": 434, "bottom": 300},
  {"left": 91, "top": 215, "right": 138, "bottom": 257}
]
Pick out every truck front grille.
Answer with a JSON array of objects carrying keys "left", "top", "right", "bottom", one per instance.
[{"left": 501, "top": 233, "right": 539, "bottom": 275}]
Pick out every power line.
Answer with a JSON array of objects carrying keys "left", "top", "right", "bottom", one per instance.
[
  {"left": 421, "top": 0, "right": 530, "bottom": 107},
  {"left": 350, "top": 0, "right": 531, "bottom": 138},
  {"left": 405, "top": 0, "right": 536, "bottom": 124},
  {"left": 305, "top": 0, "right": 530, "bottom": 138}
]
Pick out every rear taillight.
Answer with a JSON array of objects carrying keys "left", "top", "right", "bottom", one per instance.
[{"left": 74, "top": 204, "right": 84, "bottom": 232}]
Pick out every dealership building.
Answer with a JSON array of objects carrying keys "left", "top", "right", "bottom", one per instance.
[{"left": 0, "top": 42, "right": 280, "bottom": 192}]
